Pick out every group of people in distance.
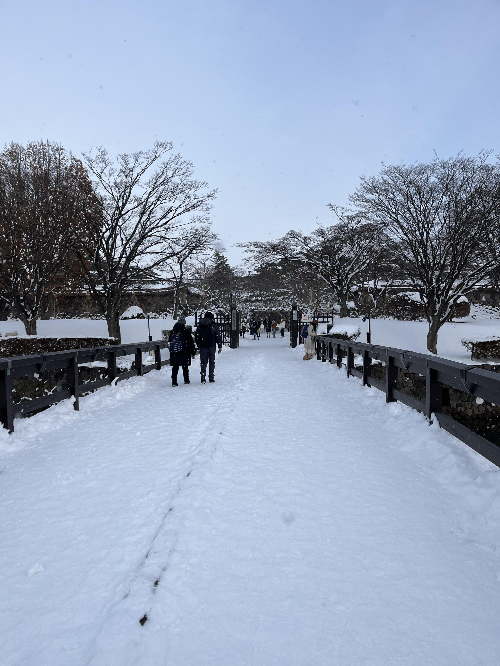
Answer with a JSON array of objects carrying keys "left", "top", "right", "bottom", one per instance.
[
  {"left": 245, "top": 318, "right": 286, "bottom": 340},
  {"left": 168, "top": 312, "right": 222, "bottom": 386}
]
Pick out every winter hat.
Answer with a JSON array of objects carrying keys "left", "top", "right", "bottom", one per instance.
[
  {"left": 204, "top": 311, "right": 214, "bottom": 320},
  {"left": 178, "top": 317, "right": 186, "bottom": 325}
]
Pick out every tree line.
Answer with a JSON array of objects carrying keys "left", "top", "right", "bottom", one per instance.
[
  {"left": 0, "top": 140, "right": 219, "bottom": 342},
  {"left": 241, "top": 153, "right": 500, "bottom": 353}
]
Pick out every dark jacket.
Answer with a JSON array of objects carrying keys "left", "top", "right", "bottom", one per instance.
[
  {"left": 169, "top": 322, "right": 196, "bottom": 366},
  {"left": 195, "top": 317, "right": 222, "bottom": 349}
]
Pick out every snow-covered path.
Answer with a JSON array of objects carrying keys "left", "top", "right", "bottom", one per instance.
[{"left": 1, "top": 336, "right": 500, "bottom": 665}]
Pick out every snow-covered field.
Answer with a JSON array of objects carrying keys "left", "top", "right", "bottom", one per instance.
[
  {"left": 1, "top": 305, "right": 499, "bottom": 363},
  {"left": 1, "top": 336, "right": 500, "bottom": 665},
  {"left": 0, "top": 316, "right": 193, "bottom": 345}
]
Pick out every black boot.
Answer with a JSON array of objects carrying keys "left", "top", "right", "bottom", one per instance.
[
  {"left": 172, "top": 380, "right": 178, "bottom": 387},
  {"left": 201, "top": 373, "right": 206, "bottom": 384},
  {"left": 209, "top": 377, "right": 215, "bottom": 383},
  {"left": 183, "top": 368, "right": 190, "bottom": 384}
]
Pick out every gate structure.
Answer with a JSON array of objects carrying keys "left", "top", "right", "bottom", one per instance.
[
  {"left": 194, "top": 310, "right": 240, "bottom": 349},
  {"left": 290, "top": 306, "right": 334, "bottom": 347}
]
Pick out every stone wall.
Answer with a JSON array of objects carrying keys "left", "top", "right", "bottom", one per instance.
[{"left": 359, "top": 362, "right": 500, "bottom": 447}]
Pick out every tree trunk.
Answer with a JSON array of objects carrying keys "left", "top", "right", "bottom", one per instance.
[
  {"left": 23, "top": 317, "right": 38, "bottom": 336},
  {"left": 426, "top": 317, "right": 440, "bottom": 355},
  {"left": 106, "top": 303, "right": 121, "bottom": 343},
  {"left": 172, "top": 285, "right": 179, "bottom": 320},
  {"left": 339, "top": 295, "right": 349, "bottom": 318}
]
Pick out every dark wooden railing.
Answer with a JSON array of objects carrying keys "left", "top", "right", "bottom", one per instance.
[
  {"left": 316, "top": 335, "right": 500, "bottom": 468},
  {"left": 0, "top": 340, "right": 169, "bottom": 433}
]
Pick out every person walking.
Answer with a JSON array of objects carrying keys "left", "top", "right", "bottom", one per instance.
[
  {"left": 265, "top": 319, "right": 272, "bottom": 338},
  {"left": 302, "top": 319, "right": 318, "bottom": 360},
  {"left": 271, "top": 319, "right": 277, "bottom": 338},
  {"left": 279, "top": 319, "right": 286, "bottom": 337},
  {"left": 168, "top": 318, "right": 196, "bottom": 386},
  {"left": 194, "top": 311, "right": 222, "bottom": 383},
  {"left": 256, "top": 320, "right": 261, "bottom": 339},
  {"left": 241, "top": 320, "right": 247, "bottom": 338}
]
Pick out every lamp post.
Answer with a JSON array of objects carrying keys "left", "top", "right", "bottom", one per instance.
[
  {"left": 362, "top": 312, "right": 371, "bottom": 344},
  {"left": 290, "top": 302, "right": 298, "bottom": 348}
]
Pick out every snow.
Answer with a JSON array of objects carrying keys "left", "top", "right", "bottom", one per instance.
[
  {"left": 332, "top": 305, "right": 500, "bottom": 363},
  {"left": 0, "top": 317, "right": 196, "bottom": 343},
  {"left": 461, "top": 334, "right": 500, "bottom": 343},
  {"left": 120, "top": 305, "right": 145, "bottom": 319},
  {"left": 328, "top": 323, "right": 361, "bottom": 338},
  {"left": 1, "top": 336, "right": 500, "bottom": 664}
]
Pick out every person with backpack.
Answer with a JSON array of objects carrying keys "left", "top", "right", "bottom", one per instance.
[
  {"left": 168, "top": 318, "right": 196, "bottom": 386},
  {"left": 279, "top": 319, "right": 286, "bottom": 337},
  {"left": 194, "top": 311, "right": 222, "bottom": 383}
]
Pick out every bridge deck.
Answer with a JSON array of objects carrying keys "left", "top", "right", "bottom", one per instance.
[{"left": 1, "top": 336, "right": 500, "bottom": 665}]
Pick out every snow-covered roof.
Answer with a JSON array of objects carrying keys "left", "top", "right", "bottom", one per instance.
[{"left": 120, "top": 305, "right": 145, "bottom": 319}]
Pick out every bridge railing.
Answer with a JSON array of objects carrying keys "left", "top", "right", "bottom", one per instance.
[
  {"left": 0, "top": 340, "right": 169, "bottom": 433},
  {"left": 316, "top": 335, "right": 500, "bottom": 468}
]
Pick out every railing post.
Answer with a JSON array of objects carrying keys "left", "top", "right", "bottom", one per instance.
[
  {"left": 329, "top": 340, "right": 334, "bottom": 364},
  {"left": 362, "top": 349, "right": 371, "bottom": 386},
  {"left": 69, "top": 351, "right": 80, "bottom": 411},
  {"left": 336, "top": 343, "right": 343, "bottom": 368},
  {"left": 0, "top": 360, "right": 14, "bottom": 432},
  {"left": 386, "top": 355, "right": 397, "bottom": 402},
  {"left": 155, "top": 344, "right": 162, "bottom": 370},
  {"left": 346, "top": 346, "right": 354, "bottom": 377},
  {"left": 316, "top": 338, "right": 321, "bottom": 361},
  {"left": 108, "top": 348, "right": 117, "bottom": 383},
  {"left": 135, "top": 346, "right": 143, "bottom": 377},
  {"left": 321, "top": 339, "right": 327, "bottom": 362},
  {"left": 426, "top": 364, "right": 442, "bottom": 419}
]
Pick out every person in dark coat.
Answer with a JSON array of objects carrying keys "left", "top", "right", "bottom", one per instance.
[
  {"left": 194, "top": 311, "right": 222, "bottom": 383},
  {"left": 168, "top": 318, "right": 196, "bottom": 386}
]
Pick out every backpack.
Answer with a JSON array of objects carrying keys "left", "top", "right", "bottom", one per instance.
[
  {"left": 195, "top": 323, "right": 215, "bottom": 348},
  {"left": 169, "top": 331, "right": 185, "bottom": 353},
  {"left": 301, "top": 324, "right": 309, "bottom": 339}
]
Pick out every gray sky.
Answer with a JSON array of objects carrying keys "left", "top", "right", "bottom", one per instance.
[{"left": 1, "top": 0, "right": 500, "bottom": 265}]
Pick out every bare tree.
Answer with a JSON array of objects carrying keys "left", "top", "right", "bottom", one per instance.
[
  {"left": 71, "top": 142, "right": 216, "bottom": 342},
  {"left": 0, "top": 141, "right": 93, "bottom": 334},
  {"left": 350, "top": 152, "right": 500, "bottom": 353},
  {"left": 190, "top": 250, "right": 239, "bottom": 312},
  {"left": 242, "top": 217, "right": 382, "bottom": 317},
  {"left": 163, "top": 226, "right": 217, "bottom": 319}
]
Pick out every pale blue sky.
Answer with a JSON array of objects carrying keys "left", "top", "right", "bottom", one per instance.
[{"left": 1, "top": 0, "right": 500, "bottom": 264}]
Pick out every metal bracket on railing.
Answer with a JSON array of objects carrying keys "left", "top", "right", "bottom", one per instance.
[
  {"left": 1, "top": 358, "right": 12, "bottom": 376},
  {"left": 400, "top": 353, "right": 410, "bottom": 370},
  {"left": 39, "top": 355, "right": 48, "bottom": 374},
  {"left": 459, "top": 368, "right": 475, "bottom": 395}
]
